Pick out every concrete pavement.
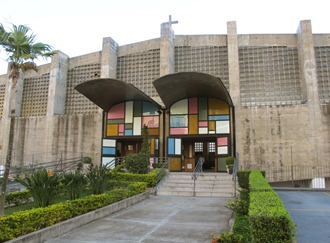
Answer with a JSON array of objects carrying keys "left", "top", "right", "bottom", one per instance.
[{"left": 44, "top": 195, "right": 233, "bottom": 243}]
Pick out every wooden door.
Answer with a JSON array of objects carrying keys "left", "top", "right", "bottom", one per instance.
[{"left": 184, "top": 142, "right": 195, "bottom": 172}]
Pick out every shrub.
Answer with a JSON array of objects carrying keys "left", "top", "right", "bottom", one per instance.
[
  {"left": 62, "top": 170, "right": 86, "bottom": 200},
  {"left": 249, "top": 170, "right": 272, "bottom": 192},
  {"left": 15, "top": 169, "right": 62, "bottom": 207},
  {"left": 233, "top": 215, "right": 251, "bottom": 243},
  {"left": 225, "top": 156, "right": 234, "bottom": 166},
  {"left": 4, "top": 190, "right": 31, "bottom": 207},
  {"left": 248, "top": 171, "right": 295, "bottom": 243},
  {"left": 86, "top": 163, "right": 111, "bottom": 194},
  {"left": 211, "top": 232, "right": 243, "bottom": 243},
  {"left": 111, "top": 169, "right": 159, "bottom": 188},
  {"left": 237, "top": 170, "right": 265, "bottom": 190}
]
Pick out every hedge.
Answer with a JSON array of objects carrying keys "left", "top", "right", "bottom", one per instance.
[
  {"left": 1, "top": 190, "right": 31, "bottom": 207},
  {"left": 248, "top": 171, "right": 295, "bottom": 243},
  {"left": 110, "top": 169, "right": 160, "bottom": 187},
  {"left": 237, "top": 170, "right": 265, "bottom": 190},
  {"left": 0, "top": 182, "right": 147, "bottom": 242},
  {"left": 249, "top": 170, "right": 272, "bottom": 192}
]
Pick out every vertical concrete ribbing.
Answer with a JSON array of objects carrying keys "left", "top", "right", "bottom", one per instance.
[
  {"left": 297, "top": 20, "right": 323, "bottom": 164},
  {"left": 101, "top": 37, "right": 118, "bottom": 79},
  {"left": 227, "top": 21, "right": 241, "bottom": 107},
  {"left": 47, "top": 51, "right": 69, "bottom": 116},
  {"left": 160, "top": 23, "right": 175, "bottom": 76}
]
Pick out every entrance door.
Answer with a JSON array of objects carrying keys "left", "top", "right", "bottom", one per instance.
[
  {"left": 183, "top": 141, "right": 195, "bottom": 172},
  {"left": 121, "top": 141, "right": 141, "bottom": 156}
]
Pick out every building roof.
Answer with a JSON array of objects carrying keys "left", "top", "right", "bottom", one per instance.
[
  {"left": 75, "top": 78, "right": 162, "bottom": 111},
  {"left": 153, "top": 72, "right": 233, "bottom": 108}
]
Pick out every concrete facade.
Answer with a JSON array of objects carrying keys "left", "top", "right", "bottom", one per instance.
[{"left": 0, "top": 20, "right": 329, "bottom": 178}]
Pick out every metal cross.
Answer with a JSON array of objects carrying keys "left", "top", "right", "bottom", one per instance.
[{"left": 168, "top": 15, "right": 178, "bottom": 27}]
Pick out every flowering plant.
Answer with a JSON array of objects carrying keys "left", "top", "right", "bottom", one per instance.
[{"left": 211, "top": 232, "right": 243, "bottom": 243}]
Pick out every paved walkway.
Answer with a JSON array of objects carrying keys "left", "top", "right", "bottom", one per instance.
[
  {"left": 45, "top": 195, "right": 233, "bottom": 243},
  {"left": 277, "top": 190, "right": 330, "bottom": 243}
]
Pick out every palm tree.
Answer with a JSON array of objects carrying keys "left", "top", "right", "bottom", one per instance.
[{"left": 0, "top": 23, "right": 55, "bottom": 215}]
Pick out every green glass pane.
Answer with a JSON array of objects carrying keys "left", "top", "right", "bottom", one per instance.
[
  {"left": 198, "top": 97, "right": 207, "bottom": 120},
  {"left": 134, "top": 101, "right": 142, "bottom": 116}
]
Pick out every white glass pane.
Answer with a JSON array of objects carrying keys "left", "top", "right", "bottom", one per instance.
[
  {"left": 133, "top": 117, "right": 142, "bottom": 135},
  {"left": 125, "top": 101, "right": 133, "bottom": 123},
  {"left": 102, "top": 157, "right": 116, "bottom": 168},
  {"left": 217, "top": 146, "right": 228, "bottom": 155},
  {"left": 103, "top": 139, "right": 116, "bottom": 147},
  {"left": 198, "top": 127, "right": 208, "bottom": 134},
  {"left": 175, "top": 138, "right": 181, "bottom": 155},
  {"left": 216, "top": 121, "right": 230, "bottom": 134},
  {"left": 170, "top": 99, "right": 188, "bottom": 114},
  {"left": 170, "top": 115, "right": 188, "bottom": 127}
]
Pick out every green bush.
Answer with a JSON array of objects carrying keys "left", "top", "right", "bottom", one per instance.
[
  {"left": 15, "top": 169, "right": 62, "bottom": 207},
  {"left": 0, "top": 182, "right": 147, "bottom": 242},
  {"left": 225, "top": 156, "right": 234, "bottom": 166},
  {"left": 237, "top": 170, "right": 265, "bottom": 190},
  {"left": 233, "top": 215, "right": 251, "bottom": 243},
  {"left": 0, "top": 202, "right": 72, "bottom": 242},
  {"left": 211, "top": 231, "right": 243, "bottom": 243},
  {"left": 86, "top": 163, "right": 112, "bottom": 194},
  {"left": 248, "top": 172, "right": 295, "bottom": 243},
  {"left": 62, "top": 170, "right": 86, "bottom": 200},
  {"left": 4, "top": 190, "right": 31, "bottom": 207},
  {"left": 249, "top": 170, "right": 272, "bottom": 192},
  {"left": 125, "top": 153, "right": 149, "bottom": 174},
  {"left": 111, "top": 170, "right": 158, "bottom": 187}
]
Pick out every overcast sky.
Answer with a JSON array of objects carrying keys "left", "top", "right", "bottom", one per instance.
[{"left": 1, "top": 0, "right": 329, "bottom": 74}]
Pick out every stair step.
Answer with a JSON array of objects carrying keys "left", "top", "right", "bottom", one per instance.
[{"left": 157, "top": 172, "right": 235, "bottom": 198}]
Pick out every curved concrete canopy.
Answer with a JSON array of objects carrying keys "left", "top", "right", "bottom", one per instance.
[
  {"left": 153, "top": 72, "right": 233, "bottom": 108},
  {"left": 75, "top": 78, "right": 162, "bottom": 111}
]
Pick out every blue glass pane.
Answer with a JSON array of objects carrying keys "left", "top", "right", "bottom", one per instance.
[
  {"left": 208, "top": 115, "right": 230, "bottom": 121},
  {"left": 143, "top": 101, "right": 158, "bottom": 115},
  {"left": 168, "top": 138, "right": 174, "bottom": 155},
  {"left": 170, "top": 115, "right": 188, "bottom": 127},
  {"left": 102, "top": 147, "right": 116, "bottom": 155},
  {"left": 125, "top": 130, "right": 133, "bottom": 136}
]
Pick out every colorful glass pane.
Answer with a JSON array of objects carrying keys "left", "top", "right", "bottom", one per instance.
[
  {"left": 170, "top": 115, "right": 188, "bottom": 127},
  {"left": 198, "top": 97, "right": 208, "bottom": 120},
  {"left": 170, "top": 99, "right": 188, "bottom": 114},
  {"left": 209, "top": 98, "right": 229, "bottom": 115},
  {"left": 170, "top": 127, "right": 188, "bottom": 135},
  {"left": 143, "top": 116, "right": 159, "bottom": 128},
  {"left": 143, "top": 101, "right": 158, "bottom": 115},
  {"left": 108, "top": 103, "right": 125, "bottom": 119},
  {"left": 107, "top": 124, "right": 118, "bottom": 136},
  {"left": 217, "top": 137, "right": 228, "bottom": 146},
  {"left": 189, "top": 98, "right": 198, "bottom": 114},
  {"left": 125, "top": 101, "right": 133, "bottom": 123}
]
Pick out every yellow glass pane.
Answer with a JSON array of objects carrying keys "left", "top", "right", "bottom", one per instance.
[
  {"left": 209, "top": 120, "right": 215, "bottom": 131},
  {"left": 107, "top": 124, "right": 118, "bottom": 136},
  {"left": 189, "top": 115, "right": 198, "bottom": 134},
  {"left": 148, "top": 128, "right": 159, "bottom": 135},
  {"left": 150, "top": 138, "right": 155, "bottom": 154},
  {"left": 169, "top": 157, "right": 181, "bottom": 171},
  {"left": 208, "top": 98, "right": 229, "bottom": 115}
]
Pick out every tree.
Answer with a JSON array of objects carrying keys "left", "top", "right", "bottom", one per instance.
[{"left": 0, "top": 23, "right": 54, "bottom": 215}]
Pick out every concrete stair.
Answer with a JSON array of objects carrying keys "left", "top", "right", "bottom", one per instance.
[{"left": 156, "top": 172, "right": 235, "bottom": 197}]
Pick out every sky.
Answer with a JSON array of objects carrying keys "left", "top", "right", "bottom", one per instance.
[{"left": 1, "top": 0, "right": 330, "bottom": 75}]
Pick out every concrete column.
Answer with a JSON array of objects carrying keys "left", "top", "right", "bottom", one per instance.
[
  {"left": 227, "top": 21, "right": 241, "bottom": 107},
  {"left": 47, "top": 51, "right": 69, "bottom": 116},
  {"left": 0, "top": 65, "right": 24, "bottom": 160},
  {"left": 297, "top": 20, "right": 323, "bottom": 164},
  {"left": 297, "top": 20, "right": 319, "bottom": 104},
  {"left": 101, "top": 37, "right": 118, "bottom": 79},
  {"left": 160, "top": 23, "right": 175, "bottom": 76}
]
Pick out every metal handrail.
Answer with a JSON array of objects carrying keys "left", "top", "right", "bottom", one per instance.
[{"left": 191, "top": 157, "right": 205, "bottom": 196}]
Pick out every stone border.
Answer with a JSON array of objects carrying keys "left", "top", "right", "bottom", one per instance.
[{"left": 7, "top": 192, "right": 150, "bottom": 243}]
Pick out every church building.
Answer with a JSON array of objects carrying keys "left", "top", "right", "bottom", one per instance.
[{"left": 0, "top": 19, "right": 329, "bottom": 177}]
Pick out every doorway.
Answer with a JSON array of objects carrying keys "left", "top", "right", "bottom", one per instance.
[{"left": 182, "top": 138, "right": 216, "bottom": 172}]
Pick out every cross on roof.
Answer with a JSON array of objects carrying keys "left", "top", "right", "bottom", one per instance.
[{"left": 167, "top": 15, "right": 178, "bottom": 27}]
